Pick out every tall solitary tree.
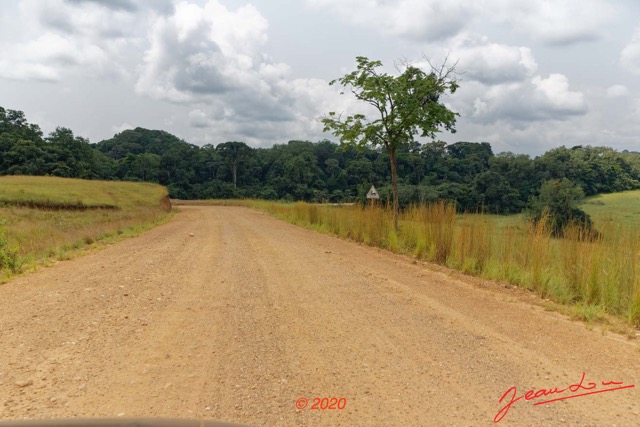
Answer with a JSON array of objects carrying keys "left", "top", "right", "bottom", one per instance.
[
  {"left": 217, "top": 141, "right": 251, "bottom": 189},
  {"left": 322, "top": 56, "right": 459, "bottom": 229}
]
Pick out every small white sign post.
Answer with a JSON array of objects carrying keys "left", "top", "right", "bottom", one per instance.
[{"left": 366, "top": 185, "right": 380, "bottom": 208}]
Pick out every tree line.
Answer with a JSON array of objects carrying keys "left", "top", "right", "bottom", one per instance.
[{"left": 1, "top": 106, "right": 639, "bottom": 214}]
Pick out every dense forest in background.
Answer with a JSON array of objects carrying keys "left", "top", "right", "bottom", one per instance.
[{"left": 1, "top": 106, "right": 639, "bottom": 214}]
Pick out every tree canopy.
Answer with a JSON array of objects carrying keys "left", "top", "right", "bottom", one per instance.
[{"left": 1, "top": 105, "right": 639, "bottom": 214}]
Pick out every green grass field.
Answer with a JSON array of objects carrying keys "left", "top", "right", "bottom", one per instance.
[
  {"left": 582, "top": 189, "right": 640, "bottom": 229},
  {"left": 0, "top": 176, "right": 171, "bottom": 279},
  {"left": 455, "top": 189, "right": 640, "bottom": 235}
]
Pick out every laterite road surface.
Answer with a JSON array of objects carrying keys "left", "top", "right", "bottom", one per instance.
[{"left": 0, "top": 206, "right": 639, "bottom": 426}]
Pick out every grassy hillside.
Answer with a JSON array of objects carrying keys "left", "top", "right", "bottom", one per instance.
[
  {"left": 0, "top": 175, "right": 166, "bottom": 210},
  {"left": 0, "top": 176, "right": 171, "bottom": 279}
]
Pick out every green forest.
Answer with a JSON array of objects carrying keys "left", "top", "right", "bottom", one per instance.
[{"left": 1, "top": 106, "right": 639, "bottom": 214}]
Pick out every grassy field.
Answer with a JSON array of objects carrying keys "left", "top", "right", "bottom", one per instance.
[
  {"left": 582, "top": 189, "right": 640, "bottom": 229},
  {"left": 0, "top": 176, "right": 171, "bottom": 279}
]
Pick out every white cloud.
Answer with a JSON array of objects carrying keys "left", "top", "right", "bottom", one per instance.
[
  {"left": 621, "top": 25, "right": 640, "bottom": 74},
  {"left": 135, "top": 0, "right": 356, "bottom": 145},
  {"left": 188, "top": 109, "right": 211, "bottom": 128},
  {"left": 455, "top": 115, "right": 595, "bottom": 154},
  {"left": 0, "top": 0, "right": 152, "bottom": 82},
  {"left": 111, "top": 122, "right": 135, "bottom": 134},
  {"left": 307, "top": 0, "right": 473, "bottom": 40},
  {"left": 531, "top": 74, "right": 587, "bottom": 114},
  {"left": 451, "top": 73, "right": 587, "bottom": 126},
  {"left": 0, "top": 32, "right": 108, "bottom": 81},
  {"left": 490, "top": 0, "right": 615, "bottom": 45},
  {"left": 136, "top": 1, "right": 273, "bottom": 103},
  {"left": 442, "top": 34, "right": 587, "bottom": 127},
  {"left": 628, "top": 98, "right": 640, "bottom": 120},
  {"left": 606, "top": 84, "right": 629, "bottom": 98},
  {"left": 450, "top": 34, "right": 537, "bottom": 85},
  {"left": 309, "top": 0, "right": 614, "bottom": 45}
]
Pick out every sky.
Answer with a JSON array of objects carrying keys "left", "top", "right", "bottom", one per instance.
[{"left": 1, "top": 0, "right": 640, "bottom": 155}]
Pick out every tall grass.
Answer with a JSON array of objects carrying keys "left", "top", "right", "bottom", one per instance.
[
  {"left": 247, "top": 200, "right": 640, "bottom": 327},
  {"left": 0, "top": 219, "right": 21, "bottom": 273}
]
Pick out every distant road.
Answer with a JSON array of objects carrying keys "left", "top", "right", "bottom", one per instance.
[{"left": 0, "top": 206, "right": 638, "bottom": 426}]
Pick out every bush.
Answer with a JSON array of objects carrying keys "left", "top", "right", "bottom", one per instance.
[{"left": 529, "top": 179, "right": 599, "bottom": 238}]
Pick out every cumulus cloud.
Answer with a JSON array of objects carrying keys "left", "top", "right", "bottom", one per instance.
[
  {"left": 606, "top": 84, "right": 629, "bottom": 98},
  {"left": 452, "top": 73, "right": 587, "bottom": 125},
  {"left": 450, "top": 34, "right": 537, "bottom": 85},
  {"left": 64, "top": 0, "right": 174, "bottom": 14},
  {"left": 188, "top": 109, "right": 213, "bottom": 128},
  {"left": 441, "top": 34, "right": 587, "bottom": 126},
  {"left": 620, "top": 25, "right": 640, "bottom": 74},
  {"left": 65, "top": 0, "right": 138, "bottom": 12},
  {"left": 308, "top": 0, "right": 614, "bottom": 45},
  {"left": 0, "top": 0, "right": 154, "bottom": 81},
  {"left": 307, "top": 0, "right": 472, "bottom": 41},
  {"left": 531, "top": 74, "right": 587, "bottom": 114},
  {"left": 135, "top": 0, "right": 351, "bottom": 144},
  {"left": 491, "top": 0, "right": 615, "bottom": 45},
  {"left": 136, "top": 1, "right": 270, "bottom": 102},
  {"left": 0, "top": 32, "right": 108, "bottom": 81},
  {"left": 22, "top": 0, "right": 144, "bottom": 40}
]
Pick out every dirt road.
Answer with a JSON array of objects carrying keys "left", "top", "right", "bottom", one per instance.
[{"left": 0, "top": 206, "right": 638, "bottom": 426}]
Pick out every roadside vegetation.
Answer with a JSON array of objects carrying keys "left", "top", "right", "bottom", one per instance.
[
  {"left": 178, "top": 194, "right": 639, "bottom": 328},
  {"left": 0, "top": 176, "right": 171, "bottom": 281}
]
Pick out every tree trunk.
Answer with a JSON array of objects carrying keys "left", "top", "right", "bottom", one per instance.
[
  {"left": 389, "top": 147, "right": 399, "bottom": 230},
  {"left": 232, "top": 160, "right": 237, "bottom": 189}
]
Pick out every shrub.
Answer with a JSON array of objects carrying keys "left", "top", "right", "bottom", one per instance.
[{"left": 529, "top": 179, "right": 599, "bottom": 238}]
